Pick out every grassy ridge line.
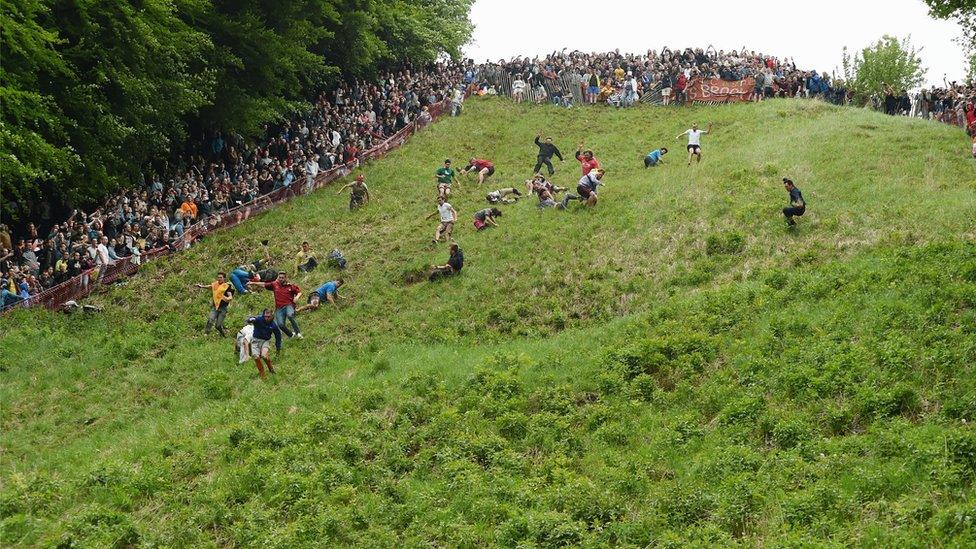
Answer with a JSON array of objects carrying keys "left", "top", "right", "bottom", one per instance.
[{"left": 2, "top": 241, "right": 974, "bottom": 545}]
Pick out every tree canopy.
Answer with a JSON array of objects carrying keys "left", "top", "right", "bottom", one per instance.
[
  {"left": 842, "top": 35, "right": 927, "bottom": 103},
  {"left": 921, "top": 0, "right": 976, "bottom": 80},
  {"left": 0, "top": 0, "right": 474, "bottom": 223}
]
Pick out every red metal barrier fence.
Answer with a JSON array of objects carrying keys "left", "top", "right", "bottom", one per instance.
[{"left": 3, "top": 98, "right": 451, "bottom": 315}]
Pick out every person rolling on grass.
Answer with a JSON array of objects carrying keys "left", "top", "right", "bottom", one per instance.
[
  {"left": 644, "top": 147, "right": 668, "bottom": 167},
  {"left": 250, "top": 271, "right": 303, "bottom": 339},
  {"left": 473, "top": 207, "right": 503, "bottom": 230},
  {"left": 435, "top": 159, "right": 460, "bottom": 199},
  {"left": 533, "top": 133, "right": 564, "bottom": 175},
  {"left": 575, "top": 143, "right": 600, "bottom": 175},
  {"left": 426, "top": 196, "right": 457, "bottom": 244},
  {"left": 486, "top": 187, "right": 522, "bottom": 205},
  {"left": 297, "top": 278, "right": 345, "bottom": 312},
  {"left": 337, "top": 175, "right": 370, "bottom": 210},
  {"left": 428, "top": 243, "right": 464, "bottom": 281},
  {"left": 247, "top": 309, "right": 282, "bottom": 379},
  {"left": 561, "top": 168, "right": 605, "bottom": 208},
  {"left": 676, "top": 123, "right": 712, "bottom": 165},
  {"left": 195, "top": 272, "right": 233, "bottom": 337},
  {"left": 782, "top": 178, "right": 806, "bottom": 227},
  {"left": 531, "top": 175, "right": 567, "bottom": 208},
  {"left": 461, "top": 158, "right": 495, "bottom": 185}
]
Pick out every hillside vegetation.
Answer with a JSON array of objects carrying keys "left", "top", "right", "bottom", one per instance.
[{"left": 2, "top": 98, "right": 975, "bottom": 547}]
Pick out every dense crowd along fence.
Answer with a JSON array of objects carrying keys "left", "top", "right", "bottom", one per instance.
[{"left": 2, "top": 99, "right": 452, "bottom": 315}]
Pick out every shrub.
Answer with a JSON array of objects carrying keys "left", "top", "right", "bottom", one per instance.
[{"left": 706, "top": 231, "right": 746, "bottom": 256}]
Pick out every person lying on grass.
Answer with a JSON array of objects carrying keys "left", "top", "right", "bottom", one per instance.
[
  {"left": 428, "top": 243, "right": 464, "bottom": 281},
  {"left": 246, "top": 309, "right": 282, "bottom": 379},
  {"left": 297, "top": 278, "right": 345, "bottom": 312},
  {"left": 531, "top": 175, "right": 568, "bottom": 208},
  {"left": 644, "top": 147, "right": 668, "bottom": 167},
  {"left": 473, "top": 207, "right": 503, "bottom": 230},
  {"left": 486, "top": 187, "right": 522, "bottom": 205}
]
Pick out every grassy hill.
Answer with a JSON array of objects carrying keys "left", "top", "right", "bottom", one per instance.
[{"left": 2, "top": 98, "right": 975, "bottom": 547}]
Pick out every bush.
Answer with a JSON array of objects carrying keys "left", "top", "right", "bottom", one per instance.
[{"left": 706, "top": 231, "right": 746, "bottom": 256}]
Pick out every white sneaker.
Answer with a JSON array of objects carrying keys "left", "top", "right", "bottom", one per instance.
[{"left": 295, "top": 333, "right": 304, "bottom": 339}]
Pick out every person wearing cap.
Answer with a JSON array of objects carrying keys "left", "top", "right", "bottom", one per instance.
[
  {"left": 336, "top": 175, "right": 370, "bottom": 210},
  {"left": 246, "top": 309, "right": 282, "bottom": 379},
  {"left": 435, "top": 159, "right": 460, "bottom": 199},
  {"left": 782, "top": 178, "right": 806, "bottom": 227}
]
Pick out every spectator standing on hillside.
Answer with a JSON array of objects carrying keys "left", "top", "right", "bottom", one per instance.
[
  {"left": 426, "top": 196, "right": 457, "bottom": 244},
  {"left": 336, "top": 175, "right": 370, "bottom": 210},
  {"left": 782, "top": 178, "right": 806, "bottom": 227},
  {"left": 533, "top": 133, "right": 565, "bottom": 175},
  {"left": 246, "top": 309, "right": 281, "bottom": 379},
  {"left": 252, "top": 272, "right": 303, "bottom": 339},
  {"left": 195, "top": 271, "right": 233, "bottom": 337},
  {"left": 428, "top": 243, "right": 463, "bottom": 281},
  {"left": 435, "top": 159, "right": 460, "bottom": 199},
  {"left": 676, "top": 123, "right": 712, "bottom": 165}
]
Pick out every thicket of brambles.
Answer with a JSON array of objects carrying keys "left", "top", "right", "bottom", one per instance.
[{"left": 0, "top": 0, "right": 474, "bottom": 220}]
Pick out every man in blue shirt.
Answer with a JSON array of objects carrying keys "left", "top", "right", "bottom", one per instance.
[
  {"left": 247, "top": 309, "right": 282, "bottom": 378},
  {"left": 297, "top": 278, "right": 344, "bottom": 312},
  {"left": 644, "top": 147, "right": 669, "bottom": 168}
]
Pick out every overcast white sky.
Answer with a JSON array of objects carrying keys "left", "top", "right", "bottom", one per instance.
[{"left": 464, "top": 0, "right": 967, "bottom": 87}]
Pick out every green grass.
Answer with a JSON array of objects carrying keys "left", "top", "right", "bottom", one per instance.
[{"left": 2, "top": 98, "right": 975, "bottom": 547}]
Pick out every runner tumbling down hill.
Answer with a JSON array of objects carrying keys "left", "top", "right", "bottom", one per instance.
[
  {"left": 676, "top": 123, "right": 713, "bottom": 165},
  {"left": 435, "top": 159, "right": 460, "bottom": 199},
  {"left": 486, "top": 187, "right": 521, "bottom": 204},
  {"left": 575, "top": 143, "right": 600, "bottom": 175},
  {"left": 461, "top": 158, "right": 495, "bottom": 185},
  {"left": 337, "top": 175, "right": 371, "bottom": 210},
  {"left": 561, "top": 168, "right": 605, "bottom": 208},
  {"left": 297, "top": 278, "right": 345, "bottom": 312},
  {"left": 644, "top": 147, "right": 668, "bottom": 167},
  {"left": 473, "top": 207, "right": 502, "bottom": 230}
]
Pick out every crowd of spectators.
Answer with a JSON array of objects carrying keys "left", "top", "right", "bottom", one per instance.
[
  {"left": 2, "top": 61, "right": 468, "bottom": 310},
  {"left": 882, "top": 82, "right": 976, "bottom": 135},
  {"left": 473, "top": 47, "right": 849, "bottom": 107}
]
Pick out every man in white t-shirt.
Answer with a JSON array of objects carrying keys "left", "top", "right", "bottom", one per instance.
[
  {"left": 425, "top": 196, "right": 457, "bottom": 244},
  {"left": 676, "top": 122, "right": 713, "bottom": 165}
]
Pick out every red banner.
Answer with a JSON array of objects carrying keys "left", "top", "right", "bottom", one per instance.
[{"left": 687, "top": 77, "right": 756, "bottom": 103}]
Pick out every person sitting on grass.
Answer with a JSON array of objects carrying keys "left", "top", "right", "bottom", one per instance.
[
  {"left": 428, "top": 243, "right": 463, "bottom": 281},
  {"left": 296, "top": 241, "right": 317, "bottom": 273},
  {"left": 782, "top": 177, "right": 806, "bottom": 227},
  {"left": 435, "top": 159, "right": 460, "bottom": 199},
  {"left": 337, "top": 175, "right": 370, "bottom": 210},
  {"left": 246, "top": 309, "right": 282, "bottom": 379},
  {"left": 473, "top": 207, "right": 502, "bottom": 230},
  {"left": 297, "top": 278, "right": 345, "bottom": 312},
  {"left": 644, "top": 147, "right": 668, "bottom": 167},
  {"left": 426, "top": 196, "right": 457, "bottom": 244},
  {"left": 486, "top": 187, "right": 522, "bottom": 205},
  {"left": 461, "top": 158, "right": 495, "bottom": 185},
  {"left": 561, "top": 168, "right": 605, "bottom": 208}
]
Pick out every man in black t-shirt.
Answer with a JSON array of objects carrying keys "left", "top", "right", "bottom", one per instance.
[
  {"left": 428, "top": 243, "right": 463, "bottom": 281},
  {"left": 782, "top": 178, "right": 806, "bottom": 227}
]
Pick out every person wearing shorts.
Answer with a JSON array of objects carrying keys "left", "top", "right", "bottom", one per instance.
[
  {"left": 473, "top": 207, "right": 502, "bottom": 230},
  {"left": 561, "top": 169, "right": 604, "bottom": 208},
  {"left": 246, "top": 309, "right": 282, "bottom": 379},
  {"left": 426, "top": 196, "right": 457, "bottom": 244},
  {"left": 435, "top": 159, "right": 459, "bottom": 199},
  {"left": 298, "top": 278, "right": 344, "bottom": 311},
  {"left": 486, "top": 188, "right": 521, "bottom": 204},
  {"left": 337, "top": 174, "right": 370, "bottom": 209},
  {"left": 676, "top": 122, "right": 712, "bottom": 165},
  {"left": 462, "top": 158, "right": 495, "bottom": 184}
]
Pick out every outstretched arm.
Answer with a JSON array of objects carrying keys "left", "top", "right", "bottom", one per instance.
[{"left": 335, "top": 183, "right": 351, "bottom": 195}]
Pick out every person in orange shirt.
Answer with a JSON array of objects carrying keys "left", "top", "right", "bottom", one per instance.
[
  {"left": 195, "top": 272, "right": 233, "bottom": 337},
  {"left": 180, "top": 198, "right": 198, "bottom": 220}
]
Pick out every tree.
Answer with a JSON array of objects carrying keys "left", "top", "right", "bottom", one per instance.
[
  {"left": 921, "top": 0, "right": 976, "bottom": 80},
  {"left": 842, "top": 35, "right": 927, "bottom": 104}
]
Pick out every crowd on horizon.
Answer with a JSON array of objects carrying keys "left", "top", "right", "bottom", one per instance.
[
  {"left": 4, "top": 47, "right": 974, "bottom": 312},
  {"left": 1, "top": 60, "right": 468, "bottom": 310}
]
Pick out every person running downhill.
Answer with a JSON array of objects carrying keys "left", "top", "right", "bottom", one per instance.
[
  {"left": 297, "top": 278, "right": 345, "bottom": 312},
  {"left": 250, "top": 272, "right": 302, "bottom": 339},
  {"left": 426, "top": 196, "right": 457, "bottom": 244},
  {"left": 461, "top": 158, "right": 495, "bottom": 184},
  {"left": 195, "top": 271, "right": 233, "bottom": 337},
  {"left": 533, "top": 133, "right": 564, "bottom": 175},
  {"left": 561, "top": 168, "right": 605, "bottom": 208},
  {"left": 246, "top": 309, "right": 282, "bottom": 379},
  {"left": 782, "top": 178, "right": 807, "bottom": 227},
  {"left": 486, "top": 187, "right": 522, "bottom": 205},
  {"left": 473, "top": 207, "right": 503, "bottom": 230},
  {"left": 575, "top": 143, "right": 600, "bottom": 175},
  {"left": 435, "top": 159, "right": 460, "bottom": 199},
  {"left": 676, "top": 123, "right": 713, "bottom": 165},
  {"left": 644, "top": 147, "right": 669, "bottom": 167},
  {"left": 337, "top": 175, "right": 370, "bottom": 210}
]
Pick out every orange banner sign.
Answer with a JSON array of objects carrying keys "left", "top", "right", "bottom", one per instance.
[{"left": 687, "top": 77, "right": 756, "bottom": 103}]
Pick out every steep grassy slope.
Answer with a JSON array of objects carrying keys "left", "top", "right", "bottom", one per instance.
[{"left": 1, "top": 99, "right": 975, "bottom": 546}]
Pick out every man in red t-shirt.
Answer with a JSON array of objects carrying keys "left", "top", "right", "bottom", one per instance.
[
  {"left": 461, "top": 158, "right": 495, "bottom": 185},
  {"left": 574, "top": 143, "right": 600, "bottom": 175},
  {"left": 250, "top": 272, "right": 303, "bottom": 339}
]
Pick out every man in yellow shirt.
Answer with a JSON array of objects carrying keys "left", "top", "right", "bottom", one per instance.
[
  {"left": 295, "top": 241, "right": 317, "bottom": 272},
  {"left": 195, "top": 272, "right": 233, "bottom": 336}
]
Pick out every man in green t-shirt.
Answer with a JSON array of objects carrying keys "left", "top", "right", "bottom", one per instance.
[{"left": 434, "top": 159, "right": 460, "bottom": 199}]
